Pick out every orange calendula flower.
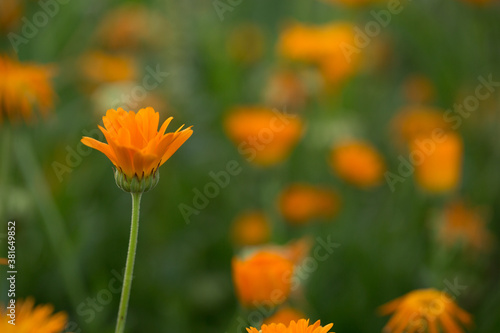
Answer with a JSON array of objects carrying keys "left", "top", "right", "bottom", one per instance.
[
  {"left": 264, "top": 307, "right": 306, "bottom": 326},
  {"left": 0, "top": 298, "right": 67, "bottom": 333},
  {"left": 224, "top": 106, "right": 304, "bottom": 166},
  {"left": 279, "top": 183, "right": 340, "bottom": 224},
  {"left": 231, "top": 211, "right": 271, "bottom": 246},
  {"left": 232, "top": 250, "right": 295, "bottom": 308},
  {"left": 379, "top": 289, "right": 472, "bottom": 333},
  {"left": 0, "top": 257, "right": 7, "bottom": 265},
  {"left": 330, "top": 140, "right": 386, "bottom": 188},
  {"left": 411, "top": 132, "right": 462, "bottom": 193},
  {"left": 439, "top": 200, "right": 493, "bottom": 253},
  {"left": 247, "top": 319, "right": 334, "bottom": 333},
  {"left": 81, "top": 107, "right": 192, "bottom": 192},
  {"left": 80, "top": 51, "right": 138, "bottom": 85},
  {"left": 0, "top": 55, "right": 56, "bottom": 122},
  {"left": 277, "top": 22, "right": 361, "bottom": 86},
  {"left": 392, "top": 106, "right": 450, "bottom": 147}
]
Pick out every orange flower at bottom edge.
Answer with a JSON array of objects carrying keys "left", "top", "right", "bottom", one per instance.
[
  {"left": 264, "top": 307, "right": 306, "bottom": 326},
  {"left": 81, "top": 107, "right": 193, "bottom": 181},
  {"left": 232, "top": 250, "right": 295, "bottom": 308},
  {"left": 0, "top": 55, "right": 55, "bottom": 122},
  {"left": 330, "top": 140, "right": 386, "bottom": 188},
  {"left": 247, "top": 319, "right": 334, "bottom": 333},
  {"left": 0, "top": 298, "right": 67, "bottom": 333},
  {"left": 279, "top": 183, "right": 340, "bottom": 224},
  {"left": 379, "top": 289, "right": 472, "bottom": 333}
]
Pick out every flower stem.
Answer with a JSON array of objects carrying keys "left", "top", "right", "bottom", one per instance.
[{"left": 115, "top": 192, "right": 142, "bottom": 333}]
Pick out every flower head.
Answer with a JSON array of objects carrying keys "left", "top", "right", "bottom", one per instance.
[
  {"left": 81, "top": 107, "right": 192, "bottom": 191},
  {"left": 277, "top": 22, "right": 361, "bottom": 86},
  {"left": 0, "top": 55, "right": 55, "bottom": 122},
  {"left": 379, "top": 289, "right": 472, "bottom": 333},
  {"left": 411, "top": 132, "right": 462, "bottom": 193},
  {"left": 247, "top": 319, "right": 334, "bottom": 333},
  {"left": 330, "top": 140, "right": 386, "bottom": 188},
  {"left": 232, "top": 250, "right": 295, "bottom": 308},
  {"left": 224, "top": 106, "right": 303, "bottom": 166},
  {"left": 264, "top": 307, "right": 306, "bottom": 326},
  {"left": 80, "top": 51, "right": 138, "bottom": 85},
  {"left": 279, "top": 183, "right": 340, "bottom": 224},
  {"left": 439, "top": 200, "right": 494, "bottom": 253},
  {"left": 231, "top": 211, "right": 271, "bottom": 246},
  {"left": 0, "top": 298, "right": 67, "bottom": 333}
]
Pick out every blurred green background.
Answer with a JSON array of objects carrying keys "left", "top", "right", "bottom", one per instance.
[{"left": 1, "top": 0, "right": 500, "bottom": 332}]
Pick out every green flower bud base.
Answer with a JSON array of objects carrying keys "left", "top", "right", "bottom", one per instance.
[{"left": 114, "top": 169, "right": 160, "bottom": 193}]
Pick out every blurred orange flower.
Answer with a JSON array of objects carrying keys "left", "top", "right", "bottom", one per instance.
[
  {"left": 411, "top": 132, "right": 462, "bottom": 193},
  {"left": 277, "top": 22, "right": 361, "bottom": 85},
  {"left": 278, "top": 183, "right": 340, "bottom": 224},
  {"left": 80, "top": 51, "right": 138, "bottom": 85},
  {"left": 247, "top": 319, "right": 334, "bottom": 333},
  {"left": 439, "top": 200, "right": 494, "bottom": 253},
  {"left": 403, "top": 75, "right": 436, "bottom": 105},
  {"left": 81, "top": 107, "right": 192, "bottom": 180},
  {"left": 0, "top": 55, "right": 55, "bottom": 122},
  {"left": 0, "top": 0, "right": 23, "bottom": 32},
  {"left": 330, "top": 141, "right": 386, "bottom": 188},
  {"left": 227, "top": 23, "right": 265, "bottom": 65},
  {"left": 264, "top": 307, "right": 306, "bottom": 326},
  {"left": 379, "top": 289, "right": 472, "bottom": 333},
  {"left": 392, "top": 106, "right": 450, "bottom": 146},
  {"left": 232, "top": 250, "right": 294, "bottom": 308},
  {"left": 264, "top": 70, "right": 307, "bottom": 111},
  {"left": 0, "top": 258, "right": 7, "bottom": 265},
  {"left": 224, "top": 107, "right": 304, "bottom": 166},
  {"left": 96, "top": 4, "right": 164, "bottom": 51},
  {"left": 231, "top": 211, "right": 271, "bottom": 246},
  {"left": 0, "top": 298, "right": 67, "bottom": 333}
]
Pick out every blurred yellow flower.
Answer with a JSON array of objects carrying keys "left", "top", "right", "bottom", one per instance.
[
  {"left": 403, "top": 75, "right": 436, "bottom": 105},
  {"left": 264, "top": 307, "right": 306, "bottom": 326},
  {"left": 277, "top": 22, "right": 360, "bottom": 85},
  {"left": 247, "top": 319, "right": 334, "bottom": 333},
  {"left": 224, "top": 106, "right": 304, "bottom": 166},
  {"left": 392, "top": 106, "right": 450, "bottom": 146},
  {"left": 411, "top": 132, "right": 462, "bottom": 193},
  {"left": 278, "top": 183, "right": 340, "bottom": 224},
  {"left": 81, "top": 107, "right": 192, "bottom": 180},
  {"left": 231, "top": 211, "right": 271, "bottom": 246},
  {"left": 379, "top": 289, "right": 472, "bottom": 333},
  {"left": 227, "top": 22, "right": 265, "bottom": 64},
  {"left": 232, "top": 250, "right": 294, "bottom": 308},
  {"left": 0, "top": 55, "right": 56, "bottom": 122},
  {"left": 330, "top": 140, "right": 386, "bottom": 188},
  {"left": 439, "top": 200, "right": 494, "bottom": 253},
  {"left": 0, "top": 0, "right": 23, "bottom": 32},
  {"left": 80, "top": 51, "right": 138, "bottom": 85},
  {"left": 0, "top": 298, "right": 67, "bottom": 333},
  {"left": 264, "top": 70, "right": 307, "bottom": 111}
]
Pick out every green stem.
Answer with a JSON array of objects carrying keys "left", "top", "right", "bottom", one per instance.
[
  {"left": 115, "top": 192, "right": 142, "bottom": 333},
  {"left": 0, "top": 126, "right": 11, "bottom": 220}
]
